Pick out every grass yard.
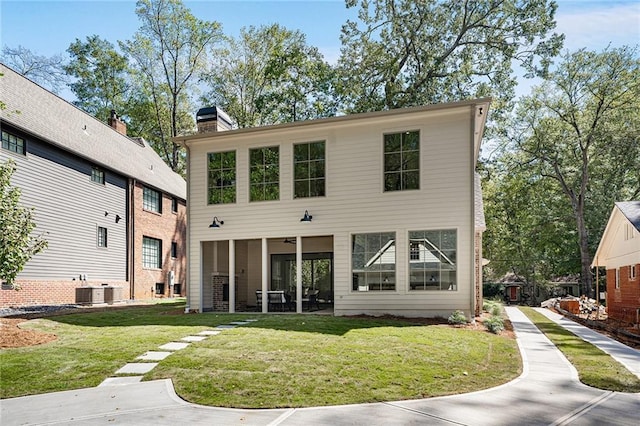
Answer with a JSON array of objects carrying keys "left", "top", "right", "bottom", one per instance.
[
  {"left": 1, "top": 302, "right": 521, "bottom": 407},
  {"left": 520, "top": 307, "right": 640, "bottom": 393}
]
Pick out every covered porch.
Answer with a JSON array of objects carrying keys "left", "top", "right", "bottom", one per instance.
[{"left": 200, "top": 235, "right": 334, "bottom": 313}]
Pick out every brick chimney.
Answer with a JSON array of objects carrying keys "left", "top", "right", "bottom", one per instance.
[
  {"left": 196, "top": 106, "right": 232, "bottom": 133},
  {"left": 108, "top": 110, "right": 127, "bottom": 136}
]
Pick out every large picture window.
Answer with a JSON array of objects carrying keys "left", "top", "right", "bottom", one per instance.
[
  {"left": 294, "top": 141, "right": 325, "bottom": 198},
  {"left": 409, "top": 229, "right": 457, "bottom": 291},
  {"left": 208, "top": 151, "right": 236, "bottom": 204},
  {"left": 1, "top": 130, "right": 25, "bottom": 155},
  {"left": 384, "top": 130, "right": 419, "bottom": 192},
  {"left": 143, "top": 186, "right": 162, "bottom": 213},
  {"left": 142, "top": 236, "right": 162, "bottom": 269},
  {"left": 352, "top": 232, "right": 396, "bottom": 291},
  {"left": 249, "top": 146, "right": 279, "bottom": 201}
]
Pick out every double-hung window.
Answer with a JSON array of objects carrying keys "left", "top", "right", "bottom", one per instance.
[
  {"left": 1, "top": 130, "right": 25, "bottom": 155},
  {"left": 409, "top": 229, "right": 457, "bottom": 291},
  {"left": 294, "top": 141, "right": 325, "bottom": 198},
  {"left": 384, "top": 130, "right": 419, "bottom": 192},
  {"left": 207, "top": 151, "right": 236, "bottom": 204},
  {"left": 142, "top": 237, "right": 162, "bottom": 269},
  {"left": 143, "top": 187, "right": 162, "bottom": 213},
  {"left": 249, "top": 146, "right": 279, "bottom": 201},
  {"left": 352, "top": 232, "right": 396, "bottom": 291},
  {"left": 630, "top": 265, "right": 637, "bottom": 281}
]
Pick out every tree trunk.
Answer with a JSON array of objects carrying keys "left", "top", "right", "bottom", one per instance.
[{"left": 575, "top": 203, "right": 593, "bottom": 297}]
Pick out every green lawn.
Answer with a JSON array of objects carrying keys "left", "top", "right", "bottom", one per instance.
[
  {"left": 1, "top": 302, "right": 521, "bottom": 407},
  {"left": 520, "top": 307, "right": 640, "bottom": 393}
]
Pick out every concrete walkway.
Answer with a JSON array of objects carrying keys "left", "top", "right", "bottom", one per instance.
[{"left": 1, "top": 307, "right": 639, "bottom": 425}]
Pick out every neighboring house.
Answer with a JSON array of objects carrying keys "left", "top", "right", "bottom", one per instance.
[
  {"left": 175, "top": 99, "right": 490, "bottom": 318},
  {"left": 0, "top": 64, "right": 186, "bottom": 307},
  {"left": 592, "top": 201, "right": 640, "bottom": 325}
]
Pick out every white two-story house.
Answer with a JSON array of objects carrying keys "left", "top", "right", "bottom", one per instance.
[{"left": 175, "top": 99, "right": 489, "bottom": 318}]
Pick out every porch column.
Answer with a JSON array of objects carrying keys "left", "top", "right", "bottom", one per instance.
[
  {"left": 229, "top": 239, "right": 235, "bottom": 313},
  {"left": 296, "top": 236, "right": 302, "bottom": 313},
  {"left": 262, "top": 237, "right": 268, "bottom": 313}
]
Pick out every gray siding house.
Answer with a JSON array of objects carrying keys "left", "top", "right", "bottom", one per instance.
[{"left": 0, "top": 63, "right": 186, "bottom": 307}]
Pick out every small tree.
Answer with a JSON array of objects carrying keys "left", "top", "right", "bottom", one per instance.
[{"left": 0, "top": 160, "right": 48, "bottom": 288}]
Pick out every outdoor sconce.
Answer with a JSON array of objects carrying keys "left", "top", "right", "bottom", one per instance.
[
  {"left": 115, "top": 214, "right": 122, "bottom": 223},
  {"left": 300, "top": 210, "right": 313, "bottom": 223},
  {"left": 209, "top": 216, "right": 224, "bottom": 228}
]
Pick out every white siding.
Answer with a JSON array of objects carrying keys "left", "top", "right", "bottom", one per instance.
[{"left": 185, "top": 106, "right": 479, "bottom": 316}]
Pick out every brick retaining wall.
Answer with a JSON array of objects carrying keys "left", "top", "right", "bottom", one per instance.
[{"left": 1, "top": 280, "right": 130, "bottom": 308}]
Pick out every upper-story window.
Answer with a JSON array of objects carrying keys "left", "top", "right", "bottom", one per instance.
[
  {"left": 207, "top": 151, "right": 236, "bottom": 204},
  {"left": 294, "top": 141, "right": 325, "bottom": 198},
  {"left": 384, "top": 130, "right": 419, "bottom": 192},
  {"left": 249, "top": 146, "right": 279, "bottom": 202},
  {"left": 91, "top": 167, "right": 105, "bottom": 184},
  {"left": 171, "top": 197, "right": 178, "bottom": 213},
  {"left": 143, "top": 186, "right": 162, "bottom": 213},
  {"left": 97, "top": 226, "right": 108, "bottom": 248},
  {"left": 1, "top": 130, "right": 25, "bottom": 155}
]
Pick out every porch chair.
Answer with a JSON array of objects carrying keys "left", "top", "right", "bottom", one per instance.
[
  {"left": 268, "top": 291, "right": 286, "bottom": 312},
  {"left": 256, "top": 290, "right": 262, "bottom": 311}
]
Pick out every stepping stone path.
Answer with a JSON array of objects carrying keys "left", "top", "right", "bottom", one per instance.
[{"left": 99, "top": 318, "right": 258, "bottom": 387}]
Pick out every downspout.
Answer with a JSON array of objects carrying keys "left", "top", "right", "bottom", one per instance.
[
  {"left": 128, "top": 178, "right": 136, "bottom": 300},
  {"left": 470, "top": 106, "right": 477, "bottom": 319},
  {"left": 183, "top": 142, "right": 192, "bottom": 314}
]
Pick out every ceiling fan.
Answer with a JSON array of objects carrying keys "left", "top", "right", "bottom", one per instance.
[{"left": 283, "top": 238, "right": 296, "bottom": 244}]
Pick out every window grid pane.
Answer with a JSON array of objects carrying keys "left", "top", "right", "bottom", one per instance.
[
  {"left": 409, "top": 229, "right": 457, "bottom": 291},
  {"left": 352, "top": 232, "right": 395, "bottom": 291},
  {"left": 97, "top": 227, "right": 107, "bottom": 247},
  {"left": 208, "top": 151, "right": 236, "bottom": 204},
  {"left": 143, "top": 187, "right": 161, "bottom": 213},
  {"left": 91, "top": 167, "right": 105, "bottom": 184},
  {"left": 142, "top": 237, "right": 162, "bottom": 269},
  {"left": 250, "top": 146, "right": 280, "bottom": 202},
  {"left": 294, "top": 141, "right": 325, "bottom": 198},
  {"left": 384, "top": 131, "right": 419, "bottom": 192},
  {"left": 1, "top": 130, "right": 25, "bottom": 155}
]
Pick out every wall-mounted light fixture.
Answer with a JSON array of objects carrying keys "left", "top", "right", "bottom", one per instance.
[
  {"left": 300, "top": 210, "right": 313, "bottom": 223},
  {"left": 209, "top": 216, "right": 224, "bottom": 228},
  {"left": 115, "top": 214, "right": 122, "bottom": 223}
]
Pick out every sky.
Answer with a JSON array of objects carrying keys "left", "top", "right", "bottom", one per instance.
[{"left": 1, "top": 0, "right": 639, "bottom": 99}]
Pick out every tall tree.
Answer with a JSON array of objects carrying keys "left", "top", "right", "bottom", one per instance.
[
  {"left": 202, "top": 24, "right": 336, "bottom": 128},
  {"left": 0, "top": 160, "right": 48, "bottom": 289},
  {"left": 509, "top": 46, "right": 640, "bottom": 297},
  {"left": 65, "top": 35, "right": 131, "bottom": 123},
  {"left": 1, "top": 45, "right": 68, "bottom": 94},
  {"left": 121, "top": 0, "right": 222, "bottom": 174},
  {"left": 337, "top": 0, "right": 563, "bottom": 113}
]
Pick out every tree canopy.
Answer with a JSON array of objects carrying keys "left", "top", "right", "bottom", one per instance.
[
  {"left": 486, "top": 46, "right": 640, "bottom": 295},
  {"left": 202, "top": 24, "right": 336, "bottom": 128},
  {"left": 337, "top": 0, "right": 563, "bottom": 113}
]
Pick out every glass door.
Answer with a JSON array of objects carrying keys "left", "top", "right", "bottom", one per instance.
[{"left": 271, "top": 253, "right": 333, "bottom": 305}]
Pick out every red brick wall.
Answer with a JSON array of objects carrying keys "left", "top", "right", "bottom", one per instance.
[
  {"left": 606, "top": 264, "right": 640, "bottom": 324},
  {"left": 1, "top": 280, "right": 129, "bottom": 308},
  {"left": 132, "top": 183, "right": 186, "bottom": 301}
]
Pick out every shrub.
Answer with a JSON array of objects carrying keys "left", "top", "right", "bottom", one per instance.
[
  {"left": 484, "top": 315, "right": 505, "bottom": 334},
  {"left": 448, "top": 310, "right": 467, "bottom": 325}
]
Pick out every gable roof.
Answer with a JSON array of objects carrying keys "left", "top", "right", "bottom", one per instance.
[
  {"left": 616, "top": 201, "right": 640, "bottom": 232},
  {"left": 591, "top": 201, "right": 640, "bottom": 267},
  {"left": 0, "top": 64, "right": 186, "bottom": 199}
]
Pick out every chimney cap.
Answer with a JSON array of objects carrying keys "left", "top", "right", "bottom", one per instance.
[{"left": 196, "top": 106, "right": 233, "bottom": 128}]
